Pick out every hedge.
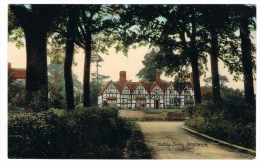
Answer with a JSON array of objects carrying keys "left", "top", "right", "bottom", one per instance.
[{"left": 9, "top": 107, "right": 132, "bottom": 159}]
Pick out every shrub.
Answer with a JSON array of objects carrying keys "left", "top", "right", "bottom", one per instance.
[
  {"left": 182, "top": 106, "right": 194, "bottom": 116},
  {"left": 8, "top": 110, "right": 63, "bottom": 158},
  {"left": 8, "top": 104, "right": 24, "bottom": 115},
  {"left": 8, "top": 78, "right": 26, "bottom": 108},
  {"left": 143, "top": 108, "right": 158, "bottom": 114},
  {"left": 8, "top": 107, "right": 133, "bottom": 158},
  {"left": 185, "top": 87, "right": 256, "bottom": 149}
]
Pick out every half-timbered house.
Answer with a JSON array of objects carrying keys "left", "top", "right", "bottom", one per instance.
[{"left": 98, "top": 71, "right": 195, "bottom": 109}]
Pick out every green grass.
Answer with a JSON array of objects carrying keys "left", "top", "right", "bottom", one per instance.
[
  {"left": 156, "top": 109, "right": 184, "bottom": 115},
  {"left": 183, "top": 125, "right": 256, "bottom": 155},
  {"left": 143, "top": 108, "right": 184, "bottom": 115}
]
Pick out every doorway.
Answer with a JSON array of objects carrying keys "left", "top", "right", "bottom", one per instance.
[{"left": 154, "top": 100, "right": 160, "bottom": 109}]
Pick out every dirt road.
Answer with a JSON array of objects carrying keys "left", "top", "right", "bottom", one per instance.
[{"left": 136, "top": 121, "right": 255, "bottom": 159}]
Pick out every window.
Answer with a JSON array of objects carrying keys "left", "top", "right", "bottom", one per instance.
[
  {"left": 169, "top": 99, "right": 174, "bottom": 105},
  {"left": 107, "top": 99, "right": 117, "bottom": 107},
  {"left": 138, "top": 90, "right": 143, "bottom": 94},
  {"left": 185, "top": 90, "right": 191, "bottom": 95},
  {"left": 136, "top": 100, "right": 146, "bottom": 108}
]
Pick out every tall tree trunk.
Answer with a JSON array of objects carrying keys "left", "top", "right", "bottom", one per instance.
[
  {"left": 64, "top": 10, "right": 77, "bottom": 110},
  {"left": 189, "top": 55, "right": 201, "bottom": 104},
  {"left": 180, "top": 29, "right": 201, "bottom": 105},
  {"left": 24, "top": 28, "right": 48, "bottom": 112},
  {"left": 210, "top": 30, "right": 221, "bottom": 101},
  {"left": 10, "top": 5, "right": 60, "bottom": 112},
  {"left": 189, "top": 9, "right": 202, "bottom": 104},
  {"left": 83, "top": 32, "right": 92, "bottom": 107},
  {"left": 240, "top": 7, "right": 255, "bottom": 108}
]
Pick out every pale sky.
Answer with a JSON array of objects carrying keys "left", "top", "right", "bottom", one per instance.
[{"left": 8, "top": 42, "right": 248, "bottom": 91}]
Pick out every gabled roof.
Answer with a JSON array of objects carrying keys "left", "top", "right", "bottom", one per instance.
[
  {"left": 98, "top": 81, "right": 112, "bottom": 96},
  {"left": 160, "top": 82, "right": 171, "bottom": 92},
  {"left": 114, "top": 81, "right": 125, "bottom": 93},
  {"left": 99, "top": 80, "right": 177, "bottom": 95},
  {"left": 150, "top": 82, "right": 162, "bottom": 92},
  {"left": 126, "top": 82, "right": 138, "bottom": 93},
  {"left": 140, "top": 81, "right": 153, "bottom": 93}
]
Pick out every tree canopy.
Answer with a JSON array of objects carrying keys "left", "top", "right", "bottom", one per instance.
[{"left": 9, "top": 4, "right": 256, "bottom": 111}]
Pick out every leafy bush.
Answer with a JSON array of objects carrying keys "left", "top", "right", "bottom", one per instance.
[
  {"left": 8, "top": 104, "right": 24, "bottom": 115},
  {"left": 8, "top": 107, "right": 134, "bottom": 158},
  {"left": 185, "top": 87, "right": 256, "bottom": 149},
  {"left": 143, "top": 108, "right": 158, "bottom": 114},
  {"left": 8, "top": 78, "right": 26, "bottom": 108},
  {"left": 9, "top": 110, "right": 63, "bottom": 158}
]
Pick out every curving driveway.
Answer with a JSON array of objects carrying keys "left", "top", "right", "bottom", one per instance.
[{"left": 136, "top": 121, "right": 255, "bottom": 159}]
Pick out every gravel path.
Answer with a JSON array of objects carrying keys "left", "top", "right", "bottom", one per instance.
[{"left": 136, "top": 121, "right": 255, "bottom": 159}]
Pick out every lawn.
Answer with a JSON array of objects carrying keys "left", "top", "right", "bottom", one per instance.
[{"left": 143, "top": 108, "right": 184, "bottom": 115}]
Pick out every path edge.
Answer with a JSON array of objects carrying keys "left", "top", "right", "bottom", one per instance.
[{"left": 182, "top": 125, "right": 256, "bottom": 156}]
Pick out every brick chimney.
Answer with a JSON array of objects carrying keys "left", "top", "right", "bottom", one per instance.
[
  {"left": 156, "top": 72, "right": 160, "bottom": 83},
  {"left": 119, "top": 71, "right": 126, "bottom": 84}
]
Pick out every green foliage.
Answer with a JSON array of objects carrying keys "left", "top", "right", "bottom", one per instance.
[
  {"left": 143, "top": 108, "right": 184, "bottom": 115},
  {"left": 8, "top": 7, "right": 25, "bottom": 49},
  {"left": 8, "top": 104, "right": 24, "bottom": 115},
  {"left": 173, "top": 73, "right": 190, "bottom": 95},
  {"left": 8, "top": 76, "right": 25, "bottom": 108},
  {"left": 136, "top": 49, "right": 163, "bottom": 82},
  {"left": 90, "top": 73, "right": 110, "bottom": 107},
  {"left": 203, "top": 75, "right": 229, "bottom": 87},
  {"left": 186, "top": 87, "right": 255, "bottom": 149},
  {"left": 8, "top": 28, "right": 25, "bottom": 49},
  {"left": 8, "top": 107, "right": 134, "bottom": 158},
  {"left": 143, "top": 108, "right": 159, "bottom": 114},
  {"left": 8, "top": 106, "right": 153, "bottom": 158},
  {"left": 9, "top": 110, "right": 63, "bottom": 158},
  {"left": 158, "top": 109, "right": 184, "bottom": 115},
  {"left": 48, "top": 83, "right": 66, "bottom": 109}
]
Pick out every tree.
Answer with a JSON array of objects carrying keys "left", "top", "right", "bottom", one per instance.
[
  {"left": 218, "top": 5, "right": 256, "bottom": 109},
  {"left": 203, "top": 75, "right": 229, "bottom": 87},
  {"left": 64, "top": 6, "right": 79, "bottom": 110},
  {"left": 239, "top": 5, "right": 256, "bottom": 108},
  {"left": 10, "top": 5, "right": 61, "bottom": 112},
  {"left": 73, "top": 74, "right": 83, "bottom": 105},
  {"left": 47, "top": 62, "right": 66, "bottom": 108},
  {"left": 173, "top": 73, "right": 190, "bottom": 108},
  {"left": 72, "top": 5, "right": 135, "bottom": 107},
  {"left": 90, "top": 73, "right": 110, "bottom": 106},
  {"left": 136, "top": 49, "right": 163, "bottom": 82},
  {"left": 145, "top": 5, "right": 205, "bottom": 105},
  {"left": 199, "top": 5, "right": 242, "bottom": 101}
]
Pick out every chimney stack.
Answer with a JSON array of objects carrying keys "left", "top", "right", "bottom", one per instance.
[
  {"left": 119, "top": 71, "right": 126, "bottom": 84},
  {"left": 156, "top": 72, "right": 160, "bottom": 83}
]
